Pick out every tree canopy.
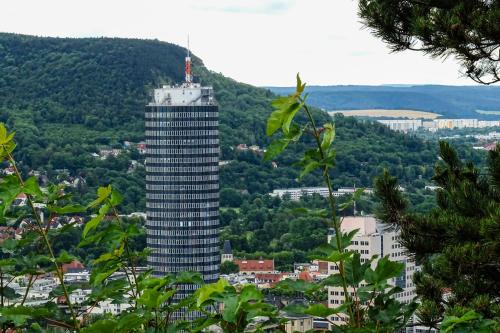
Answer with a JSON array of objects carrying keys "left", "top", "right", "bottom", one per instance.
[
  {"left": 374, "top": 142, "right": 500, "bottom": 328},
  {"left": 358, "top": 0, "right": 500, "bottom": 84}
]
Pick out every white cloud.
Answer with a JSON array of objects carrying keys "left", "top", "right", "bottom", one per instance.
[{"left": 0, "top": 0, "right": 477, "bottom": 86}]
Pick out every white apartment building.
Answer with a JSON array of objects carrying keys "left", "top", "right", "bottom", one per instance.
[
  {"left": 327, "top": 216, "right": 421, "bottom": 332},
  {"left": 380, "top": 119, "right": 500, "bottom": 133},
  {"left": 433, "top": 118, "right": 478, "bottom": 129},
  {"left": 270, "top": 187, "right": 330, "bottom": 200},
  {"left": 270, "top": 187, "right": 373, "bottom": 200},
  {"left": 477, "top": 120, "right": 500, "bottom": 128},
  {"left": 378, "top": 119, "right": 423, "bottom": 132}
]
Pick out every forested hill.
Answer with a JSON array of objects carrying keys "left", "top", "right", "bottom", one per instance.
[
  {"left": 0, "top": 33, "right": 274, "bottom": 148},
  {"left": 0, "top": 33, "right": 481, "bottom": 213},
  {"left": 268, "top": 85, "right": 500, "bottom": 119}
]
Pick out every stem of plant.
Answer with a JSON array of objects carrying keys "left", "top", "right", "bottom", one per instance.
[
  {"left": 20, "top": 274, "right": 35, "bottom": 306},
  {"left": 301, "top": 102, "right": 355, "bottom": 324},
  {"left": 110, "top": 203, "right": 140, "bottom": 305},
  {"left": 7, "top": 152, "right": 79, "bottom": 330},
  {"left": 1, "top": 270, "right": 4, "bottom": 307}
]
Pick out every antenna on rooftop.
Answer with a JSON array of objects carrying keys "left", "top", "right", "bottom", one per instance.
[{"left": 185, "top": 35, "right": 192, "bottom": 84}]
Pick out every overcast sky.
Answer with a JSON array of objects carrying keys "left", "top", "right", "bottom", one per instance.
[{"left": 0, "top": 0, "right": 479, "bottom": 86}]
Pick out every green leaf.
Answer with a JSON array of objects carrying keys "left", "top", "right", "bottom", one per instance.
[
  {"left": 321, "top": 123, "right": 335, "bottom": 151},
  {"left": 82, "top": 212, "right": 106, "bottom": 238},
  {"left": 271, "top": 95, "right": 294, "bottom": 109},
  {"left": 138, "top": 288, "right": 175, "bottom": 309},
  {"left": 264, "top": 138, "right": 289, "bottom": 161},
  {"left": 83, "top": 202, "right": 110, "bottom": 238},
  {"left": 440, "top": 310, "right": 497, "bottom": 333},
  {"left": 240, "top": 284, "right": 263, "bottom": 303},
  {"left": 320, "top": 273, "right": 345, "bottom": 287},
  {"left": 0, "top": 306, "right": 51, "bottom": 326},
  {"left": 274, "top": 279, "right": 319, "bottom": 294},
  {"left": 0, "top": 123, "right": 8, "bottom": 142},
  {"left": 266, "top": 109, "right": 285, "bottom": 136},
  {"left": 284, "top": 123, "right": 303, "bottom": 141},
  {"left": 222, "top": 294, "right": 239, "bottom": 323},
  {"left": 304, "top": 303, "right": 346, "bottom": 318},
  {"left": 327, "top": 250, "right": 353, "bottom": 263},
  {"left": 195, "top": 278, "right": 229, "bottom": 307},
  {"left": 295, "top": 73, "right": 306, "bottom": 94},
  {"left": 338, "top": 188, "right": 364, "bottom": 212},
  {"left": 56, "top": 250, "right": 77, "bottom": 264},
  {"left": 81, "top": 319, "right": 117, "bottom": 333},
  {"left": 335, "top": 228, "right": 359, "bottom": 250},
  {"left": 344, "top": 252, "right": 367, "bottom": 285},
  {"left": 364, "top": 256, "right": 404, "bottom": 286},
  {"left": 48, "top": 204, "right": 87, "bottom": 214},
  {"left": 174, "top": 271, "right": 205, "bottom": 285},
  {"left": 115, "top": 313, "right": 144, "bottom": 332},
  {"left": 299, "top": 160, "right": 320, "bottom": 179},
  {"left": 281, "top": 102, "right": 302, "bottom": 134},
  {"left": 88, "top": 185, "right": 112, "bottom": 208},
  {"left": 90, "top": 266, "right": 120, "bottom": 286},
  {"left": 29, "top": 323, "right": 43, "bottom": 332},
  {"left": 282, "top": 303, "right": 307, "bottom": 316},
  {"left": 0, "top": 175, "right": 22, "bottom": 216},
  {"left": 192, "top": 317, "right": 221, "bottom": 333},
  {"left": 110, "top": 189, "right": 123, "bottom": 206},
  {"left": 23, "top": 176, "right": 42, "bottom": 197}
]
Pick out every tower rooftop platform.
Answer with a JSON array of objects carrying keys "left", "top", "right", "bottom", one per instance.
[{"left": 148, "top": 83, "right": 216, "bottom": 106}]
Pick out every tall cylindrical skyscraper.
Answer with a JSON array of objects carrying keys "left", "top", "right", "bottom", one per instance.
[{"left": 145, "top": 82, "right": 220, "bottom": 300}]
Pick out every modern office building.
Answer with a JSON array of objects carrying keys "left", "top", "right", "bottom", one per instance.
[{"left": 145, "top": 46, "right": 220, "bottom": 302}]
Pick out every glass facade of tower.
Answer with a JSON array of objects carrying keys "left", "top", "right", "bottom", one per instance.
[{"left": 145, "top": 100, "right": 220, "bottom": 299}]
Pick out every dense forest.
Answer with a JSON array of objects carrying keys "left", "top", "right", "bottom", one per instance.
[{"left": 0, "top": 33, "right": 489, "bottom": 259}]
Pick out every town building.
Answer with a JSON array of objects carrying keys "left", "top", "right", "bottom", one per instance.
[
  {"left": 270, "top": 187, "right": 373, "bottom": 200},
  {"left": 433, "top": 118, "right": 478, "bottom": 129},
  {"left": 234, "top": 259, "right": 275, "bottom": 275},
  {"left": 327, "top": 216, "right": 419, "bottom": 331},
  {"left": 377, "top": 119, "right": 423, "bottom": 132},
  {"left": 221, "top": 240, "right": 233, "bottom": 263},
  {"left": 145, "top": 43, "right": 220, "bottom": 307},
  {"left": 283, "top": 314, "right": 314, "bottom": 333}
]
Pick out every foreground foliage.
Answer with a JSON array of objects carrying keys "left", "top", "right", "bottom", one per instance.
[
  {"left": 358, "top": 0, "right": 500, "bottom": 84},
  {"left": 375, "top": 141, "right": 500, "bottom": 331}
]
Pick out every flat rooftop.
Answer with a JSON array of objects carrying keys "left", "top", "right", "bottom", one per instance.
[{"left": 148, "top": 83, "right": 216, "bottom": 106}]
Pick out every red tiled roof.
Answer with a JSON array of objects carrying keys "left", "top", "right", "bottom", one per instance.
[
  {"left": 62, "top": 260, "right": 85, "bottom": 273},
  {"left": 234, "top": 259, "right": 274, "bottom": 272},
  {"left": 298, "top": 271, "right": 313, "bottom": 282},
  {"left": 255, "top": 273, "right": 283, "bottom": 282},
  {"left": 256, "top": 273, "right": 286, "bottom": 287}
]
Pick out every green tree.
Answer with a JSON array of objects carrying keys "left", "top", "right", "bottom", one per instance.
[
  {"left": 374, "top": 141, "right": 500, "bottom": 329},
  {"left": 220, "top": 188, "right": 244, "bottom": 207},
  {"left": 358, "top": 0, "right": 500, "bottom": 84},
  {"left": 220, "top": 261, "right": 239, "bottom": 274}
]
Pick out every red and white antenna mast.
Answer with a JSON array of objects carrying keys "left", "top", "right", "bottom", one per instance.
[{"left": 185, "top": 35, "right": 192, "bottom": 84}]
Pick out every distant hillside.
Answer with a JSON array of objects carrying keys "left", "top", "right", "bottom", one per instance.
[
  {"left": 268, "top": 85, "right": 500, "bottom": 120},
  {"left": 0, "top": 33, "right": 275, "bottom": 148},
  {"left": 0, "top": 33, "right": 484, "bottom": 213}
]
